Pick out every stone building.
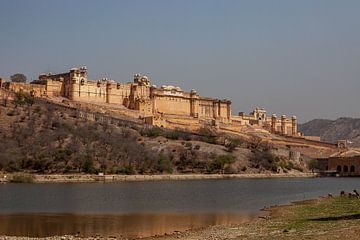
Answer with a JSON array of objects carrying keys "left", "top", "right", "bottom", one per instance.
[
  {"left": 1, "top": 66, "right": 300, "bottom": 136},
  {"left": 318, "top": 150, "right": 360, "bottom": 176},
  {"left": 5, "top": 67, "right": 232, "bottom": 126},
  {"left": 232, "top": 107, "right": 298, "bottom": 136}
]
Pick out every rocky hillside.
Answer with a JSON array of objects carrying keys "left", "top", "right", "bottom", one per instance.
[
  {"left": 299, "top": 118, "right": 360, "bottom": 146},
  {"left": 0, "top": 92, "right": 312, "bottom": 175}
]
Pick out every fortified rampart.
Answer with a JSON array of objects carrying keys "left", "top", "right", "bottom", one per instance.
[{"left": 1, "top": 67, "right": 303, "bottom": 137}]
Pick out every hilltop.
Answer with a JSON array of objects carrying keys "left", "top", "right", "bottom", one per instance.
[{"left": 299, "top": 118, "right": 360, "bottom": 147}]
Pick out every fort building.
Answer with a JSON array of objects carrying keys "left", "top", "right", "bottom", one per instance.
[
  {"left": 231, "top": 107, "right": 298, "bottom": 136},
  {"left": 317, "top": 149, "right": 360, "bottom": 176},
  {"left": 1, "top": 66, "right": 299, "bottom": 136}
]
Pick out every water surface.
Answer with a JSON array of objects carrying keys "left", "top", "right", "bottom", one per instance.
[{"left": 0, "top": 178, "right": 359, "bottom": 237}]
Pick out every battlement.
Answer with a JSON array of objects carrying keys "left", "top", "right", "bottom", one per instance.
[{"left": 1, "top": 66, "right": 299, "bottom": 136}]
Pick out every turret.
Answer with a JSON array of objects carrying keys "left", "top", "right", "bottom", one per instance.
[
  {"left": 291, "top": 116, "right": 297, "bottom": 136},
  {"left": 281, "top": 115, "right": 287, "bottom": 135},
  {"left": 271, "top": 114, "right": 277, "bottom": 133},
  {"left": 190, "top": 89, "right": 199, "bottom": 117}
]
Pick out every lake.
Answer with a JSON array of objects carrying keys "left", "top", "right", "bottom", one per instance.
[{"left": 0, "top": 177, "right": 359, "bottom": 238}]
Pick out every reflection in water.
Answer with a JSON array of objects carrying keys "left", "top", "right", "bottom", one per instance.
[{"left": 0, "top": 213, "right": 256, "bottom": 238}]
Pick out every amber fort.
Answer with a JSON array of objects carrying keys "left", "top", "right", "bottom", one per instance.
[{"left": 0, "top": 66, "right": 301, "bottom": 137}]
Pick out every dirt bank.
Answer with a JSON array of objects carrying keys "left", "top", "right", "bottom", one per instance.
[{"left": 0, "top": 172, "right": 317, "bottom": 183}]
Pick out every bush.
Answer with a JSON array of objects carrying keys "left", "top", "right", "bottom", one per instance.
[
  {"left": 185, "top": 142, "right": 192, "bottom": 148},
  {"left": 156, "top": 155, "right": 173, "bottom": 173},
  {"left": 120, "top": 165, "right": 136, "bottom": 175},
  {"left": 165, "top": 130, "right": 180, "bottom": 140},
  {"left": 308, "top": 159, "right": 319, "bottom": 171},
  {"left": 7, "top": 109, "right": 17, "bottom": 116},
  {"left": 198, "top": 127, "right": 218, "bottom": 144},
  {"left": 293, "top": 165, "right": 304, "bottom": 172},
  {"left": 225, "top": 138, "right": 242, "bottom": 152},
  {"left": 250, "top": 150, "right": 278, "bottom": 172},
  {"left": 82, "top": 157, "right": 96, "bottom": 174},
  {"left": 141, "top": 127, "right": 163, "bottom": 137},
  {"left": 14, "top": 92, "right": 34, "bottom": 106},
  {"left": 208, "top": 154, "right": 235, "bottom": 174},
  {"left": 10, "top": 173, "right": 35, "bottom": 183},
  {"left": 33, "top": 106, "right": 42, "bottom": 114}
]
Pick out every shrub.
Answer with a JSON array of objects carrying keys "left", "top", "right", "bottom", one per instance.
[
  {"left": 33, "top": 106, "right": 42, "bottom": 114},
  {"left": 82, "top": 157, "right": 96, "bottom": 174},
  {"left": 208, "top": 154, "right": 235, "bottom": 174},
  {"left": 308, "top": 159, "right": 319, "bottom": 171},
  {"left": 10, "top": 173, "right": 35, "bottom": 183},
  {"left": 7, "top": 109, "right": 17, "bottom": 116},
  {"left": 165, "top": 130, "right": 180, "bottom": 140},
  {"left": 225, "top": 138, "right": 242, "bottom": 152},
  {"left": 198, "top": 127, "right": 218, "bottom": 144},
  {"left": 121, "top": 165, "right": 136, "bottom": 175},
  {"left": 14, "top": 92, "right": 34, "bottom": 106},
  {"left": 156, "top": 155, "right": 173, "bottom": 173},
  {"left": 141, "top": 127, "right": 163, "bottom": 137},
  {"left": 293, "top": 165, "right": 304, "bottom": 172},
  {"left": 185, "top": 142, "right": 192, "bottom": 148}
]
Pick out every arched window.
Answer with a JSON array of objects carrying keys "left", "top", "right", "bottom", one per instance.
[
  {"left": 350, "top": 165, "right": 355, "bottom": 173},
  {"left": 343, "top": 165, "right": 349, "bottom": 173},
  {"left": 337, "top": 165, "right": 342, "bottom": 172}
]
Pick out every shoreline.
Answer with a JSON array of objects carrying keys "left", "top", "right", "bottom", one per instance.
[
  {"left": 0, "top": 172, "right": 318, "bottom": 183},
  {"left": 0, "top": 196, "right": 329, "bottom": 240}
]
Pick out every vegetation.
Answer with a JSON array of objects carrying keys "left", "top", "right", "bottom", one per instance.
[
  {"left": 225, "top": 138, "right": 242, "bottom": 152},
  {"left": 208, "top": 154, "right": 235, "bottom": 174},
  {"left": 10, "top": 73, "right": 27, "bottom": 83},
  {"left": 14, "top": 91, "right": 34, "bottom": 107},
  {"left": 254, "top": 197, "right": 360, "bottom": 240},
  {"left": 198, "top": 126, "right": 218, "bottom": 144},
  {"left": 308, "top": 159, "right": 319, "bottom": 172},
  {"left": 10, "top": 173, "right": 35, "bottom": 183},
  {"left": 0, "top": 100, "right": 310, "bottom": 176}
]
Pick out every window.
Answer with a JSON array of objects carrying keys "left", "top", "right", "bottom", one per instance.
[
  {"left": 343, "top": 165, "right": 349, "bottom": 172},
  {"left": 337, "top": 165, "right": 342, "bottom": 172},
  {"left": 350, "top": 165, "right": 355, "bottom": 173}
]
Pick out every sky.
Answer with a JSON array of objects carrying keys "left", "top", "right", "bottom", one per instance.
[{"left": 0, "top": 0, "right": 359, "bottom": 123}]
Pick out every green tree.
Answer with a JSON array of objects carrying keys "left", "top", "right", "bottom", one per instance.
[
  {"left": 10, "top": 73, "right": 27, "bottom": 83},
  {"left": 14, "top": 91, "right": 34, "bottom": 107},
  {"left": 156, "top": 154, "right": 173, "bottom": 173},
  {"left": 308, "top": 159, "right": 319, "bottom": 172},
  {"left": 208, "top": 154, "right": 235, "bottom": 174}
]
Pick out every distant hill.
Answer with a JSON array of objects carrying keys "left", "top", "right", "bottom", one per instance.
[{"left": 299, "top": 118, "right": 360, "bottom": 146}]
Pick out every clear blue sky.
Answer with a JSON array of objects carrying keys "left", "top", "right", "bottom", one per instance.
[{"left": 1, "top": 0, "right": 359, "bottom": 122}]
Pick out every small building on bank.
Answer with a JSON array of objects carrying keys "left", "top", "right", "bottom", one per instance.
[{"left": 317, "top": 149, "right": 360, "bottom": 176}]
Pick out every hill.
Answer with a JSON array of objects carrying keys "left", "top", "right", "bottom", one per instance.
[
  {"left": 299, "top": 118, "right": 360, "bottom": 147},
  {"left": 0, "top": 93, "right": 320, "bottom": 176}
]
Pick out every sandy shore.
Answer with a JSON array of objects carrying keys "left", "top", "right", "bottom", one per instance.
[
  {"left": 0, "top": 198, "right": 324, "bottom": 240},
  {"left": 0, "top": 172, "right": 317, "bottom": 183}
]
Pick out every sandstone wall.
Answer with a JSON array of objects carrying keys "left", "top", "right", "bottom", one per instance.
[
  {"left": 328, "top": 156, "right": 360, "bottom": 176},
  {"left": 154, "top": 95, "right": 191, "bottom": 116},
  {"left": 5, "top": 82, "right": 46, "bottom": 97},
  {"left": 107, "top": 83, "right": 131, "bottom": 105}
]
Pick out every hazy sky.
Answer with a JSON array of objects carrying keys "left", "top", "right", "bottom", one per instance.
[{"left": 1, "top": 0, "right": 359, "bottom": 122}]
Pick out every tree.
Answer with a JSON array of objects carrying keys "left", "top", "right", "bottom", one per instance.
[
  {"left": 14, "top": 92, "right": 34, "bottom": 107},
  {"left": 208, "top": 154, "right": 235, "bottom": 174},
  {"left": 10, "top": 73, "right": 27, "bottom": 83},
  {"left": 308, "top": 159, "right": 319, "bottom": 173}
]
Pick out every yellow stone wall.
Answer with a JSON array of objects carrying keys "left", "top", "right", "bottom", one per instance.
[
  {"left": 5, "top": 82, "right": 46, "bottom": 97},
  {"left": 153, "top": 95, "right": 192, "bottom": 116},
  {"left": 107, "top": 83, "right": 131, "bottom": 105}
]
